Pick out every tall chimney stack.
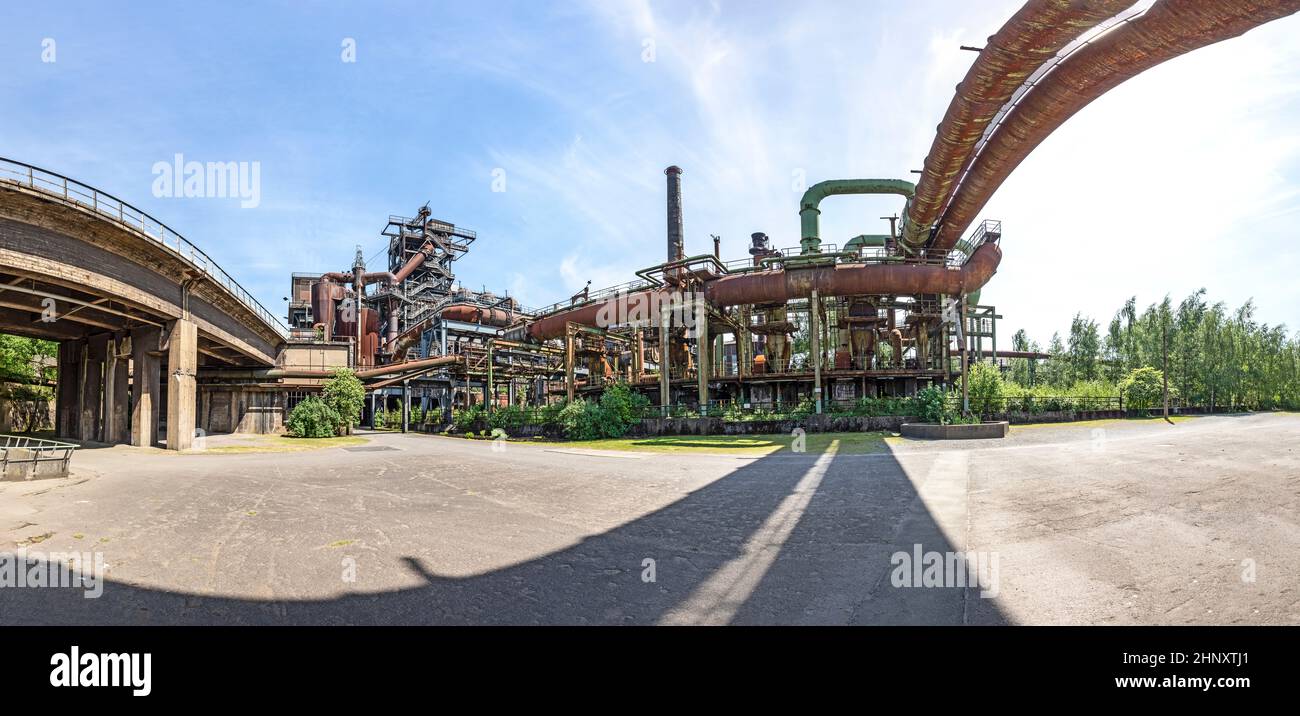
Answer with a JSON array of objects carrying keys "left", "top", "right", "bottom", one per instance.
[{"left": 665, "top": 166, "right": 684, "bottom": 263}]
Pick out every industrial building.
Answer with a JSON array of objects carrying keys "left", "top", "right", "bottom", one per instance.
[
  {"left": 4, "top": 0, "right": 1291, "bottom": 447},
  {"left": 280, "top": 164, "right": 1003, "bottom": 426}
]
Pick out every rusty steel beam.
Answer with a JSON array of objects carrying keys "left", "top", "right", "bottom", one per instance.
[
  {"left": 903, "top": 0, "right": 1136, "bottom": 249},
  {"left": 931, "top": 0, "right": 1300, "bottom": 251}
]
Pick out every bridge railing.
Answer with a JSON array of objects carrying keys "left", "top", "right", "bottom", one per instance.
[{"left": 0, "top": 157, "right": 288, "bottom": 337}]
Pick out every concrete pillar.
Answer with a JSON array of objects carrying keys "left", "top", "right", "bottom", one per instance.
[
  {"left": 102, "top": 332, "right": 130, "bottom": 444},
  {"left": 165, "top": 319, "right": 198, "bottom": 451},
  {"left": 131, "top": 326, "right": 162, "bottom": 448},
  {"left": 56, "top": 340, "right": 82, "bottom": 439},
  {"left": 80, "top": 334, "right": 107, "bottom": 441}
]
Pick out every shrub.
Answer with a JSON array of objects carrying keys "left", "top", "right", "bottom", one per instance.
[
  {"left": 598, "top": 383, "right": 650, "bottom": 435},
  {"left": 453, "top": 404, "right": 485, "bottom": 432},
  {"left": 488, "top": 404, "right": 529, "bottom": 432},
  {"left": 843, "top": 395, "right": 916, "bottom": 417},
  {"left": 286, "top": 396, "right": 342, "bottom": 438},
  {"left": 916, "top": 386, "right": 958, "bottom": 425},
  {"left": 557, "top": 399, "right": 603, "bottom": 439},
  {"left": 321, "top": 368, "right": 365, "bottom": 433},
  {"left": 790, "top": 395, "right": 817, "bottom": 418},
  {"left": 1120, "top": 366, "right": 1169, "bottom": 411},
  {"left": 967, "top": 361, "right": 1005, "bottom": 417}
]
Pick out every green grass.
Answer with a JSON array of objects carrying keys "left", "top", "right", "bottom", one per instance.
[
  {"left": 196, "top": 435, "right": 369, "bottom": 454},
  {"left": 540, "top": 431, "right": 890, "bottom": 456}
]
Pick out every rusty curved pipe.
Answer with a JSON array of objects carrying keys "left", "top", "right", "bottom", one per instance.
[
  {"left": 520, "top": 243, "right": 1001, "bottom": 341},
  {"left": 931, "top": 0, "right": 1300, "bottom": 251},
  {"left": 391, "top": 240, "right": 435, "bottom": 284},
  {"left": 902, "top": 0, "right": 1137, "bottom": 250}
]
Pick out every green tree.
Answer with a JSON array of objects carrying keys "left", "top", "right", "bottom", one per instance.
[
  {"left": 967, "top": 360, "right": 1004, "bottom": 416},
  {"left": 1119, "top": 366, "right": 1168, "bottom": 412},
  {"left": 1040, "top": 332, "right": 1069, "bottom": 388},
  {"left": 0, "top": 335, "right": 57, "bottom": 433},
  {"left": 321, "top": 368, "right": 365, "bottom": 434},
  {"left": 1067, "top": 313, "right": 1101, "bottom": 383}
]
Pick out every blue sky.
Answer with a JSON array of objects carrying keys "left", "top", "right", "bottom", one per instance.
[{"left": 3, "top": 0, "right": 1298, "bottom": 345}]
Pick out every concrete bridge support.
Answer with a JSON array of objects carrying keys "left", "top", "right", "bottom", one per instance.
[
  {"left": 55, "top": 340, "right": 81, "bottom": 439},
  {"left": 165, "top": 318, "right": 198, "bottom": 451},
  {"left": 131, "top": 325, "right": 162, "bottom": 448},
  {"left": 79, "top": 334, "right": 107, "bottom": 441},
  {"left": 103, "top": 332, "right": 130, "bottom": 445},
  {"left": 50, "top": 324, "right": 194, "bottom": 449}
]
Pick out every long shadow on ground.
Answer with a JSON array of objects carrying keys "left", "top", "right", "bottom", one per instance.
[{"left": 1, "top": 442, "right": 1009, "bottom": 625}]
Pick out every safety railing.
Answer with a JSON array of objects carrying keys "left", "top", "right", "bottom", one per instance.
[
  {"left": 0, "top": 157, "right": 288, "bottom": 337},
  {"left": 0, "top": 434, "right": 78, "bottom": 477}
]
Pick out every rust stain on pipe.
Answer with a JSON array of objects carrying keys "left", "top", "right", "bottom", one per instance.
[
  {"left": 525, "top": 289, "right": 678, "bottom": 342},
  {"left": 703, "top": 242, "right": 1002, "bottom": 308},
  {"left": 391, "top": 240, "right": 435, "bottom": 284},
  {"left": 523, "top": 244, "right": 1002, "bottom": 341},
  {"left": 905, "top": 0, "right": 1135, "bottom": 248},
  {"left": 439, "top": 304, "right": 515, "bottom": 326},
  {"left": 355, "top": 354, "right": 459, "bottom": 379},
  {"left": 932, "top": 0, "right": 1300, "bottom": 251}
]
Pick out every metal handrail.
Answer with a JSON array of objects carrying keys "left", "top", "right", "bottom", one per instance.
[
  {"left": 0, "top": 157, "right": 289, "bottom": 337},
  {"left": 0, "top": 434, "right": 78, "bottom": 476}
]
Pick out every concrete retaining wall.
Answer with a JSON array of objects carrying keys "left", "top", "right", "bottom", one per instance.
[
  {"left": 419, "top": 407, "right": 1215, "bottom": 441},
  {"left": 900, "top": 421, "right": 1009, "bottom": 440}
]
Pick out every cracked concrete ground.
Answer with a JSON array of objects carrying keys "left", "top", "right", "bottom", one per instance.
[{"left": 1, "top": 413, "right": 1296, "bottom": 625}]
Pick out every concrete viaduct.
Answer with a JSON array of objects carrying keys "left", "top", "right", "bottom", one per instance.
[{"left": 0, "top": 158, "right": 288, "bottom": 450}]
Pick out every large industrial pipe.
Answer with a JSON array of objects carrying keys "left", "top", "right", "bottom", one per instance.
[
  {"left": 799, "top": 179, "right": 915, "bottom": 255},
  {"left": 901, "top": 0, "right": 1136, "bottom": 250},
  {"left": 355, "top": 354, "right": 459, "bottom": 379},
  {"left": 439, "top": 304, "right": 515, "bottom": 326},
  {"left": 666, "top": 166, "right": 685, "bottom": 263},
  {"left": 704, "top": 241, "right": 1001, "bottom": 308},
  {"left": 931, "top": 0, "right": 1300, "bottom": 251},
  {"left": 519, "top": 241, "right": 1001, "bottom": 341},
  {"left": 391, "top": 239, "right": 436, "bottom": 284}
]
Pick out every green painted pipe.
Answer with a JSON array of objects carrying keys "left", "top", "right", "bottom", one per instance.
[
  {"left": 799, "top": 179, "right": 915, "bottom": 255},
  {"left": 843, "top": 234, "right": 891, "bottom": 251}
]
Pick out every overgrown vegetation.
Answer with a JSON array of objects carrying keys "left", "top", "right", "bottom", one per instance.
[
  {"left": 916, "top": 386, "right": 957, "bottom": 425},
  {"left": 555, "top": 383, "right": 652, "bottom": 440},
  {"left": 0, "top": 335, "right": 56, "bottom": 433},
  {"left": 1007, "top": 290, "right": 1300, "bottom": 410},
  {"left": 320, "top": 368, "right": 365, "bottom": 433},
  {"left": 967, "top": 361, "right": 1004, "bottom": 417},
  {"left": 287, "top": 368, "right": 364, "bottom": 437},
  {"left": 286, "top": 396, "right": 341, "bottom": 438},
  {"left": 446, "top": 383, "right": 651, "bottom": 441},
  {"left": 1119, "top": 366, "right": 1169, "bottom": 412}
]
